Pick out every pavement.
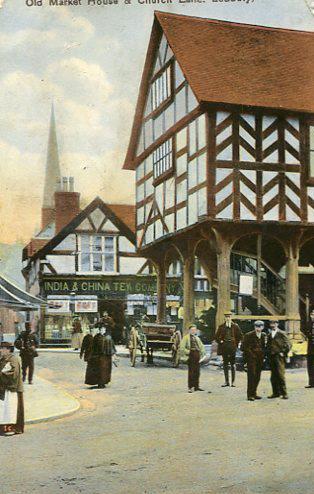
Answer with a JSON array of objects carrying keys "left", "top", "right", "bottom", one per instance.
[
  {"left": 24, "top": 346, "right": 170, "bottom": 424},
  {"left": 24, "top": 376, "right": 80, "bottom": 424}
]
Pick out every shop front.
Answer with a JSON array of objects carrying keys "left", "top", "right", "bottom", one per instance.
[{"left": 40, "top": 274, "right": 183, "bottom": 344}]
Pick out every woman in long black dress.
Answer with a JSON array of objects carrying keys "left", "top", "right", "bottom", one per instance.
[{"left": 85, "top": 327, "right": 116, "bottom": 389}]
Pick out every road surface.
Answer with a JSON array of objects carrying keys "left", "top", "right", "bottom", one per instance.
[{"left": 1, "top": 353, "right": 314, "bottom": 494}]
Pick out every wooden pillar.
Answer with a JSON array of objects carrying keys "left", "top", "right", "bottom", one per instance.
[
  {"left": 183, "top": 254, "right": 195, "bottom": 334},
  {"left": 285, "top": 241, "right": 301, "bottom": 338},
  {"left": 156, "top": 262, "right": 167, "bottom": 324},
  {"left": 256, "top": 234, "right": 262, "bottom": 313},
  {"left": 215, "top": 233, "right": 232, "bottom": 327}
]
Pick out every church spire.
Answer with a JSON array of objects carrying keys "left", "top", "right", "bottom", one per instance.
[{"left": 42, "top": 103, "right": 61, "bottom": 208}]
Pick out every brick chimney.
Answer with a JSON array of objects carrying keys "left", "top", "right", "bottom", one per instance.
[
  {"left": 55, "top": 176, "right": 80, "bottom": 233},
  {"left": 41, "top": 207, "right": 56, "bottom": 230}
]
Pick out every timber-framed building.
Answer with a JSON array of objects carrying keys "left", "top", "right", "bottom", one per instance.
[
  {"left": 123, "top": 12, "right": 314, "bottom": 336},
  {"left": 22, "top": 105, "right": 211, "bottom": 344}
]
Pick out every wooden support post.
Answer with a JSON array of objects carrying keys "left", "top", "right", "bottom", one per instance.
[
  {"left": 216, "top": 233, "right": 232, "bottom": 327},
  {"left": 256, "top": 234, "right": 262, "bottom": 313},
  {"left": 156, "top": 262, "right": 167, "bottom": 324},
  {"left": 40, "top": 306, "right": 46, "bottom": 342},
  {"left": 285, "top": 241, "right": 301, "bottom": 338},
  {"left": 306, "top": 294, "right": 310, "bottom": 323},
  {"left": 182, "top": 254, "right": 195, "bottom": 334}
]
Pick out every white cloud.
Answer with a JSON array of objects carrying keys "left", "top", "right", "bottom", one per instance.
[
  {"left": 60, "top": 150, "right": 135, "bottom": 204},
  {"left": 0, "top": 141, "right": 43, "bottom": 243},
  {"left": 0, "top": 30, "right": 59, "bottom": 50},
  {"left": 50, "top": 8, "right": 95, "bottom": 39},
  {"left": 46, "top": 57, "right": 113, "bottom": 106}
]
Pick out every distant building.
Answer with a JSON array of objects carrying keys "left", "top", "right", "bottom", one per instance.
[
  {"left": 22, "top": 106, "right": 210, "bottom": 344},
  {"left": 123, "top": 12, "right": 314, "bottom": 335}
]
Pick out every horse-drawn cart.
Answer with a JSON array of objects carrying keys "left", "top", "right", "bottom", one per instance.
[{"left": 141, "top": 323, "right": 177, "bottom": 364}]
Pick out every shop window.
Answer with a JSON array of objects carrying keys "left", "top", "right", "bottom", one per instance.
[
  {"left": 153, "top": 139, "right": 173, "bottom": 182},
  {"left": 78, "top": 234, "right": 116, "bottom": 273},
  {"left": 194, "top": 279, "right": 210, "bottom": 292}
]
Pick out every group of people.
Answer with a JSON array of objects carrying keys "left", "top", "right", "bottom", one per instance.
[
  {"left": 180, "top": 311, "right": 295, "bottom": 401},
  {"left": 1, "top": 309, "right": 313, "bottom": 435},
  {"left": 80, "top": 313, "right": 117, "bottom": 389}
]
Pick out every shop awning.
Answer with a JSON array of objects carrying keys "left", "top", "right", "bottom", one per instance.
[{"left": 0, "top": 274, "right": 46, "bottom": 311}]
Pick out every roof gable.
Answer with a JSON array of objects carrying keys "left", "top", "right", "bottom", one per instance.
[
  {"left": 26, "top": 198, "right": 136, "bottom": 263},
  {"left": 123, "top": 12, "right": 314, "bottom": 170}
]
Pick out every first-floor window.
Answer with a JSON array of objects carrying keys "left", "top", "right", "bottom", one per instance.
[
  {"left": 78, "top": 234, "right": 115, "bottom": 272},
  {"left": 153, "top": 139, "right": 173, "bottom": 181}
]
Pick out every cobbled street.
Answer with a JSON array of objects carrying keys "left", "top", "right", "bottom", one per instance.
[{"left": 1, "top": 353, "right": 314, "bottom": 494}]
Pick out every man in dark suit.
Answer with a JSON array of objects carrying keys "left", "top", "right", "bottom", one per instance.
[
  {"left": 302, "top": 309, "right": 314, "bottom": 388},
  {"left": 14, "top": 323, "right": 39, "bottom": 385},
  {"left": 242, "top": 321, "right": 266, "bottom": 401},
  {"left": 266, "top": 320, "right": 291, "bottom": 399},
  {"left": 215, "top": 312, "right": 243, "bottom": 387}
]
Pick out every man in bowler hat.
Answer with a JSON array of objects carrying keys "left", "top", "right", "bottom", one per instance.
[{"left": 215, "top": 311, "right": 242, "bottom": 387}]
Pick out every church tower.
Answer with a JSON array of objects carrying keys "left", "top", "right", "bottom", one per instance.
[{"left": 41, "top": 103, "right": 61, "bottom": 230}]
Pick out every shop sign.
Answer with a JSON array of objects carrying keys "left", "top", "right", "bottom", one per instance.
[
  {"left": 43, "top": 276, "right": 183, "bottom": 298},
  {"left": 239, "top": 274, "right": 254, "bottom": 295},
  {"left": 46, "top": 299, "right": 70, "bottom": 314},
  {"left": 75, "top": 300, "right": 98, "bottom": 313}
]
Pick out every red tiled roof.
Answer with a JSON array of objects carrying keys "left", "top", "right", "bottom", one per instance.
[
  {"left": 24, "top": 239, "right": 49, "bottom": 258},
  {"left": 107, "top": 204, "right": 136, "bottom": 233},
  {"left": 123, "top": 12, "right": 314, "bottom": 170},
  {"left": 157, "top": 12, "right": 314, "bottom": 113}
]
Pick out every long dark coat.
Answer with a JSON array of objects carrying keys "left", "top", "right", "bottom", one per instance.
[
  {"left": 85, "top": 333, "right": 116, "bottom": 386},
  {"left": 80, "top": 333, "right": 94, "bottom": 362},
  {"left": 242, "top": 330, "right": 266, "bottom": 363}
]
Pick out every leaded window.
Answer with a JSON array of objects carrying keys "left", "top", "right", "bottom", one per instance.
[
  {"left": 151, "top": 66, "right": 171, "bottom": 112},
  {"left": 78, "top": 234, "right": 115, "bottom": 273},
  {"left": 153, "top": 139, "right": 173, "bottom": 181}
]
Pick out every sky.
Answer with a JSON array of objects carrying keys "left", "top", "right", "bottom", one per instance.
[{"left": 0, "top": 0, "right": 313, "bottom": 244}]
